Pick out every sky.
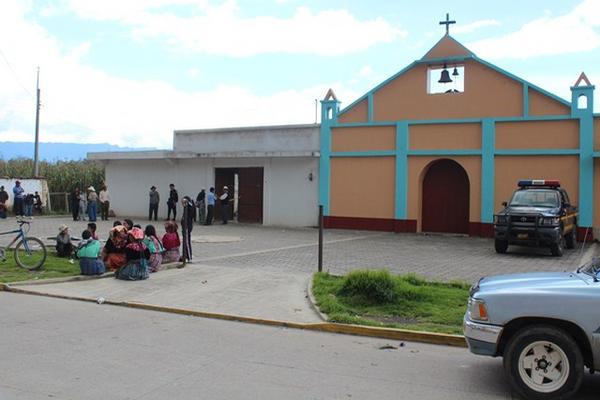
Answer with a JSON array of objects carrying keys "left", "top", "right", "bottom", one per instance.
[{"left": 0, "top": 0, "right": 599, "bottom": 149}]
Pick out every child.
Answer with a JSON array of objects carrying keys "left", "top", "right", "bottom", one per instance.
[
  {"left": 161, "top": 221, "right": 180, "bottom": 263},
  {"left": 143, "top": 225, "right": 164, "bottom": 272},
  {"left": 87, "top": 222, "right": 98, "bottom": 240},
  {"left": 116, "top": 227, "right": 150, "bottom": 281},
  {"left": 56, "top": 225, "right": 73, "bottom": 258},
  {"left": 76, "top": 230, "right": 105, "bottom": 275}
]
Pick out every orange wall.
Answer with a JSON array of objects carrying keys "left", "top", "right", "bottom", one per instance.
[
  {"left": 496, "top": 120, "right": 579, "bottom": 150},
  {"left": 373, "top": 61, "right": 523, "bottom": 121},
  {"left": 407, "top": 156, "right": 481, "bottom": 230},
  {"left": 330, "top": 157, "right": 395, "bottom": 219},
  {"left": 338, "top": 99, "right": 368, "bottom": 123},
  {"left": 595, "top": 159, "right": 600, "bottom": 229},
  {"left": 332, "top": 126, "right": 395, "bottom": 152},
  {"left": 528, "top": 88, "right": 570, "bottom": 116},
  {"left": 410, "top": 123, "right": 481, "bottom": 150},
  {"left": 494, "top": 156, "right": 579, "bottom": 214}
]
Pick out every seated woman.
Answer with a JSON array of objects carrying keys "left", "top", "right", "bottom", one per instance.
[
  {"left": 76, "top": 230, "right": 105, "bottom": 275},
  {"left": 56, "top": 225, "right": 74, "bottom": 258},
  {"left": 102, "top": 225, "right": 128, "bottom": 271},
  {"left": 116, "top": 227, "right": 150, "bottom": 281},
  {"left": 161, "top": 221, "right": 181, "bottom": 263},
  {"left": 143, "top": 225, "right": 164, "bottom": 273}
]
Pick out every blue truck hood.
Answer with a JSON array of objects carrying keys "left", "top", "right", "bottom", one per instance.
[
  {"left": 499, "top": 206, "right": 560, "bottom": 216},
  {"left": 477, "top": 271, "right": 589, "bottom": 294}
]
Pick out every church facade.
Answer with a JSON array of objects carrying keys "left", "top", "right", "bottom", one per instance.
[{"left": 319, "top": 34, "right": 599, "bottom": 240}]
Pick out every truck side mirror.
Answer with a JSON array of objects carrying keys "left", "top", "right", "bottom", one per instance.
[{"left": 502, "top": 201, "right": 508, "bottom": 207}]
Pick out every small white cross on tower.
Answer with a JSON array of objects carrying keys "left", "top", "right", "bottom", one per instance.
[{"left": 439, "top": 13, "right": 456, "bottom": 35}]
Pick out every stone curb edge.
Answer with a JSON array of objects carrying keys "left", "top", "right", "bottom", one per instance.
[
  {"left": 306, "top": 275, "right": 328, "bottom": 322},
  {"left": 0, "top": 283, "right": 467, "bottom": 348},
  {"left": 7, "top": 262, "right": 185, "bottom": 287}
]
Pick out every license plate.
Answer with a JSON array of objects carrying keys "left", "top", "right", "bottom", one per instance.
[{"left": 517, "top": 233, "right": 528, "bottom": 239}]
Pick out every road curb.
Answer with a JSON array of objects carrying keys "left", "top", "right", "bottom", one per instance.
[
  {"left": 5, "top": 261, "right": 184, "bottom": 287},
  {"left": 0, "top": 283, "right": 467, "bottom": 348},
  {"left": 306, "top": 275, "right": 328, "bottom": 322}
]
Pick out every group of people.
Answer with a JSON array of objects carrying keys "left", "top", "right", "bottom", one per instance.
[
  {"left": 55, "top": 219, "right": 185, "bottom": 281},
  {"left": 70, "top": 185, "right": 110, "bottom": 222},
  {"left": 0, "top": 182, "right": 43, "bottom": 219},
  {"left": 149, "top": 184, "right": 231, "bottom": 226}
]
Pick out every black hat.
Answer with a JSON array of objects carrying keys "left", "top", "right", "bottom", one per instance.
[{"left": 150, "top": 185, "right": 156, "bottom": 190}]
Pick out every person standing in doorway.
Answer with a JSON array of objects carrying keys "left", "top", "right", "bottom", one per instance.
[
  {"left": 12, "top": 181, "right": 25, "bottom": 216},
  {"left": 196, "top": 188, "right": 206, "bottom": 225},
  {"left": 204, "top": 187, "right": 215, "bottom": 225},
  {"left": 219, "top": 186, "right": 230, "bottom": 225},
  {"left": 34, "top": 191, "right": 42, "bottom": 214},
  {"left": 87, "top": 186, "right": 98, "bottom": 222},
  {"left": 71, "top": 187, "right": 80, "bottom": 221},
  {"left": 99, "top": 185, "right": 110, "bottom": 221},
  {"left": 24, "top": 193, "right": 34, "bottom": 217},
  {"left": 149, "top": 186, "right": 159, "bottom": 221},
  {"left": 0, "top": 186, "right": 9, "bottom": 208},
  {"left": 167, "top": 183, "right": 178, "bottom": 221}
]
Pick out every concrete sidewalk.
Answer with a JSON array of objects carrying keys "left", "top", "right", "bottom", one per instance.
[{"left": 12, "top": 263, "right": 321, "bottom": 323}]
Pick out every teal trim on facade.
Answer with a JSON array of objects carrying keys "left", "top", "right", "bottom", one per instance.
[
  {"left": 494, "top": 115, "right": 574, "bottom": 122},
  {"left": 333, "top": 121, "right": 397, "bottom": 128},
  {"left": 494, "top": 149, "right": 580, "bottom": 156},
  {"left": 481, "top": 119, "right": 495, "bottom": 223},
  {"left": 474, "top": 56, "right": 572, "bottom": 108},
  {"left": 395, "top": 122, "right": 409, "bottom": 219},
  {"left": 523, "top": 84, "right": 529, "bottom": 117},
  {"left": 408, "top": 149, "right": 482, "bottom": 156},
  {"left": 319, "top": 99, "right": 340, "bottom": 215},
  {"left": 415, "top": 55, "right": 474, "bottom": 64},
  {"left": 593, "top": 152, "right": 600, "bottom": 158},
  {"left": 578, "top": 116, "right": 594, "bottom": 227},
  {"left": 331, "top": 151, "right": 396, "bottom": 157},
  {"left": 407, "top": 118, "right": 483, "bottom": 125},
  {"left": 367, "top": 93, "right": 374, "bottom": 122}
]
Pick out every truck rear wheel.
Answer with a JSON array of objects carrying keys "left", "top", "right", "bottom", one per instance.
[
  {"left": 494, "top": 239, "right": 508, "bottom": 254},
  {"left": 550, "top": 237, "right": 564, "bottom": 257},
  {"left": 565, "top": 226, "right": 576, "bottom": 250},
  {"left": 503, "top": 325, "right": 583, "bottom": 400}
]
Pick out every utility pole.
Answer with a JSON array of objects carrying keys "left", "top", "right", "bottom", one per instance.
[{"left": 33, "top": 67, "right": 41, "bottom": 177}]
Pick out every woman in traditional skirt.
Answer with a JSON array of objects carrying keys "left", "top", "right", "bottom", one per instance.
[
  {"left": 116, "top": 227, "right": 150, "bottom": 281},
  {"left": 143, "top": 225, "right": 164, "bottom": 272}
]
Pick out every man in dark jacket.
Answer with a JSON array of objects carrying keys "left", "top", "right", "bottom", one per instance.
[
  {"left": 0, "top": 186, "right": 8, "bottom": 206},
  {"left": 149, "top": 186, "right": 159, "bottom": 221},
  {"left": 167, "top": 183, "right": 178, "bottom": 221}
]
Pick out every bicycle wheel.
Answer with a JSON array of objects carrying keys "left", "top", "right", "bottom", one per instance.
[{"left": 14, "top": 237, "right": 47, "bottom": 270}]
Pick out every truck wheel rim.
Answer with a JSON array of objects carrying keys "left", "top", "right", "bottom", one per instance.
[{"left": 518, "top": 340, "right": 570, "bottom": 393}]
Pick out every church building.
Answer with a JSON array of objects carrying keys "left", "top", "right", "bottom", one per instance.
[{"left": 320, "top": 27, "right": 599, "bottom": 239}]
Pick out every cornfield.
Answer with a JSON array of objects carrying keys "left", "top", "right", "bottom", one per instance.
[{"left": 0, "top": 158, "right": 105, "bottom": 192}]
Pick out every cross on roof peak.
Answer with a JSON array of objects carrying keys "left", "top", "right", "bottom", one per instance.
[{"left": 439, "top": 13, "right": 456, "bottom": 35}]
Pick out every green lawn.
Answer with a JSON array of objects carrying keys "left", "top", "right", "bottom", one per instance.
[
  {"left": 312, "top": 271, "right": 470, "bottom": 335},
  {"left": 0, "top": 252, "right": 81, "bottom": 283}
]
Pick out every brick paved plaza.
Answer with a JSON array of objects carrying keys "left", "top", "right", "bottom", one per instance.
[{"left": 1, "top": 216, "right": 596, "bottom": 283}]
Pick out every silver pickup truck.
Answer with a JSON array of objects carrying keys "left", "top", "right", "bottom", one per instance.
[{"left": 464, "top": 257, "right": 600, "bottom": 400}]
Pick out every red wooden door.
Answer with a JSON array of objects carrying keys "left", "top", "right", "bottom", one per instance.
[
  {"left": 237, "top": 168, "right": 263, "bottom": 223},
  {"left": 422, "top": 159, "right": 469, "bottom": 234}
]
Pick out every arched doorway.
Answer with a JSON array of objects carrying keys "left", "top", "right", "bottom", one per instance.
[{"left": 422, "top": 159, "right": 470, "bottom": 234}]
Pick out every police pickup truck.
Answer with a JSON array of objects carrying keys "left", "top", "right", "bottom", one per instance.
[{"left": 494, "top": 180, "right": 577, "bottom": 257}]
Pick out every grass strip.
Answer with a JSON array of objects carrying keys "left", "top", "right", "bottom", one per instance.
[
  {"left": 312, "top": 271, "right": 470, "bottom": 335},
  {"left": 0, "top": 253, "right": 80, "bottom": 283}
]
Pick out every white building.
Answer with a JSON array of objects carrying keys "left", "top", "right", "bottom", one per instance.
[{"left": 88, "top": 124, "right": 320, "bottom": 226}]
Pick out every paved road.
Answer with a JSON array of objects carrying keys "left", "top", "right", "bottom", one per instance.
[
  {"left": 1, "top": 293, "right": 599, "bottom": 400},
  {"left": 1, "top": 217, "right": 595, "bottom": 283}
]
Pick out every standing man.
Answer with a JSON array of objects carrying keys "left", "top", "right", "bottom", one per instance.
[
  {"left": 167, "top": 183, "right": 178, "bottom": 221},
  {"left": 87, "top": 186, "right": 98, "bottom": 222},
  {"left": 12, "top": 180, "right": 25, "bottom": 217},
  {"left": 33, "top": 191, "right": 42, "bottom": 214},
  {"left": 99, "top": 185, "right": 111, "bottom": 221},
  {"left": 219, "top": 186, "right": 230, "bottom": 225},
  {"left": 181, "top": 196, "right": 195, "bottom": 262},
  {"left": 148, "top": 186, "right": 159, "bottom": 221},
  {"left": 204, "top": 187, "right": 215, "bottom": 225},
  {"left": 70, "top": 187, "right": 80, "bottom": 221},
  {"left": 196, "top": 188, "right": 206, "bottom": 225}
]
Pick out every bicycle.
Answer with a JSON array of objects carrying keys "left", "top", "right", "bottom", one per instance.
[{"left": 0, "top": 218, "right": 47, "bottom": 270}]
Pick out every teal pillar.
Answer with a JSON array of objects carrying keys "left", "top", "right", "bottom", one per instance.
[
  {"left": 481, "top": 119, "right": 495, "bottom": 223},
  {"left": 367, "top": 93, "right": 374, "bottom": 122},
  {"left": 395, "top": 122, "right": 409, "bottom": 219},
  {"left": 571, "top": 81, "right": 595, "bottom": 228},
  {"left": 319, "top": 97, "right": 340, "bottom": 215}
]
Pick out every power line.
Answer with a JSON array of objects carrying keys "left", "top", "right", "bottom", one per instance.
[{"left": 0, "top": 47, "right": 35, "bottom": 99}]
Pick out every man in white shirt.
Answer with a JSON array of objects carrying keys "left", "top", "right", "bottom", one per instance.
[
  {"left": 219, "top": 186, "right": 230, "bottom": 225},
  {"left": 99, "top": 185, "right": 111, "bottom": 221}
]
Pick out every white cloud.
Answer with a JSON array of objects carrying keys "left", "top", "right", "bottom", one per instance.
[
  {"left": 62, "top": 0, "right": 406, "bottom": 56},
  {"left": 358, "top": 65, "right": 373, "bottom": 78},
  {"left": 468, "top": 0, "right": 600, "bottom": 59},
  {"left": 452, "top": 19, "right": 500, "bottom": 34},
  {"left": 0, "top": 1, "right": 360, "bottom": 149}
]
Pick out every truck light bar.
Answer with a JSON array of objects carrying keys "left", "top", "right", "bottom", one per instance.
[{"left": 518, "top": 180, "right": 560, "bottom": 187}]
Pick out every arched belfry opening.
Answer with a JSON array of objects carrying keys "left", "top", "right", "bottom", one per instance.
[{"left": 422, "top": 159, "right": 470, "bottom": 234}]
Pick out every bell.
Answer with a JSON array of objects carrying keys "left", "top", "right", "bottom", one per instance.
[
  {"left": 438, "top": 68, "right": 452, "bottom": 84},
  {"left": 452, "top": 67, "right": 459, "bottom": 76}
]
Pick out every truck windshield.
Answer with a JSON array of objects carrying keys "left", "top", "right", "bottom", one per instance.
[{"left": 509, "top": 189, "right": 559, "bottom": 208}]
